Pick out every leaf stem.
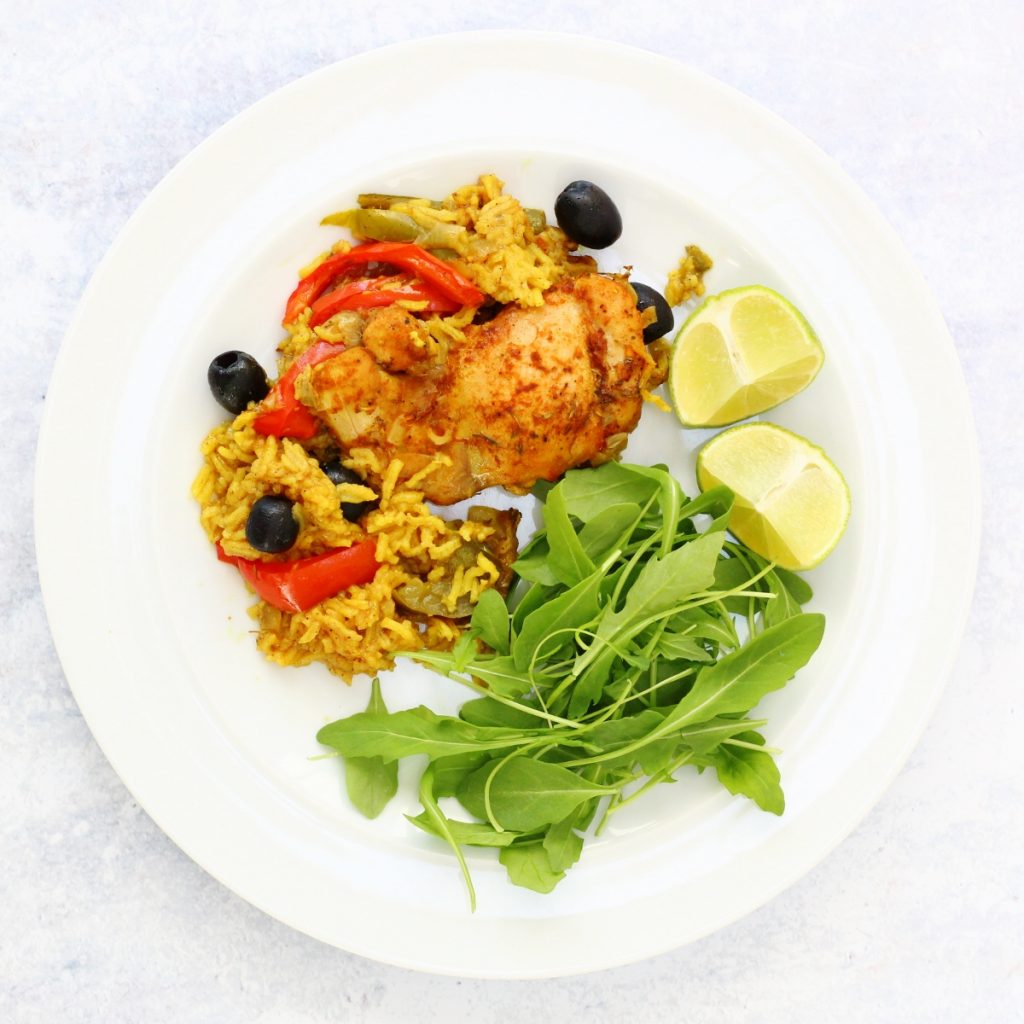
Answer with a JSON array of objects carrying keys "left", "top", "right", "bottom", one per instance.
[{"left": 418, "top": 765, "right": 477, "bottom": 912}]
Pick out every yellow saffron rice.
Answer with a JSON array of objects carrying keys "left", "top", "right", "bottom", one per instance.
[
  {"left": 665, "top": 244, "right": 714, "bottom": 306},
  {"left": 191, "top": 174, "right": 624, "bottom": 681},
  {"left": 192, "top": 412, "right": 496, "bottom": 681}
]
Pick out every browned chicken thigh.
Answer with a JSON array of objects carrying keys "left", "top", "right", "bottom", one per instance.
[{"left": 298, "top": 274, "right": 655, "bottom": 505}]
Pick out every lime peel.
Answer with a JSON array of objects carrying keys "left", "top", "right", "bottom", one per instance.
[
  {"left": 697, "top": 422, "right": 850, "bottom": 571},
  {"left": 669, "top": 285, "right": 824, "bottom": 428}
]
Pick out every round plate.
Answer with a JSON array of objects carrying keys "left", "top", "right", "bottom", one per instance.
[{"left": 35, "top": 32, "right": 979, "bottom": 977}]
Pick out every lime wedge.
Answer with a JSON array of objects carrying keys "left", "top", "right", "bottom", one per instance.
[
  {"left": 669, "top": 285, "right": 824, "bottom": 427},
  {"left": 697, "top": 422, "right": 850, "bottom": 571}
]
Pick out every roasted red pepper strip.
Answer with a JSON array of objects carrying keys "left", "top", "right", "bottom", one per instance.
[
  {"left": 284, "top": 242, "right": 484, "bottom": 324},
  {"left": 253, "top": 341, "right": 342, "bottom": 439},
  {"left": 308, "top": 274, "right": 461, "bottom": 328},
  {"left": 217, "top": 539, "right": 379, "bottom": 613}
]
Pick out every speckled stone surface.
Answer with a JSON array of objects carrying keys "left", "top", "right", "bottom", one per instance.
[{"left": 4, "top": 2, "right": 1023, "bottom": 1020}]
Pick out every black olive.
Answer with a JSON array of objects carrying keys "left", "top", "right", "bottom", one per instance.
[
  {"left": 471, "top": 301, "right": 503, "bottom": 326},
  {"left": 554, "top": 180, "right": 622, "bottom": 249},
  {"left": 207, "top": 351, "right": 270, "bottom": 414},
  {"left": 245, "top": 496, "right": 299, "bottom": 553},
  {"left": 322, "top": 460, "right": 380, "bottom": 522},
  {"left": 632, "top": 283, "right": 674, "bottom": 344}
]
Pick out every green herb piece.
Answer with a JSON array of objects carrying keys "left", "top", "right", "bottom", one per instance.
[
  {"left": 763, "top": 570, "right": 803, "bottom": 628},
  {"left": 407, "top": 651, "right": 543, "bottom": 699},
  {"left": 511, "top": 532, "right": 560, "bottom": 585},
  {"left": 774, "top": 566, "right": 813, "bottom": 604},
  {"left": 559, "top": 462, "right": 660, "bottom": 522},
  {"left": 458, "top": 757, "right": 612, "bottom": 832},
  {"left": 677, "top": 485, "right": 735, "bottom": 534},
  {"left": 317, "top": 705, "right": 533, "bottom": 761},
  {"left": 499, "top": 843, "right": 565, "bottom": 894},
  {"left": 418, "top": 765, "right": 476, "bottom": 911},
  {"left": 317, "top": 460, "right": 830, "bottom": 905},
  {"left": 577, "top": 502, "right": 641, "bottom": 562},
  {"left": 713, "top": 557, "right": 764, "bottom": 614},
  {"left": 542, "top": 811, "right": 586, "bottom": 874},
  {"left": 341, "top": 679, "right": 399, "bottom": 819},
  {"left": 471, "top": 587, "right": 511, "bottom": 654},
  {"left": 582, "top": 709, "right": 667, "bottom": 752},
  {"left": 512, "top": 569, "right": 604, "bottom": 671},
  {"left": 542, "top": 483, "right": 596, "bottom": 586},
  {"left": 406, "top": 811, "right": 521, "bottom": 847},
  {"left": 703, "top": 731, "right": 784, "bottom": 814},
  {"left": 654, "top": 633, "right": 714, "bottom": 662},
  {"left": 430, "top": 751, "right": 492, "bottom": 797},
  {"left": 459, "top": 698, "right": 545, "bottom": 730},
  {"left": 568, "top": 532, "right": 726, "bottom": 714},
  {"left": 510, "top": 578, "right": 554, "bottom": 631},
  {"left": 662, "top": 613, "right": 825, "bottom": 727},
  {"left": 673, "top": 607, "right": 739, "bottom": 650}
]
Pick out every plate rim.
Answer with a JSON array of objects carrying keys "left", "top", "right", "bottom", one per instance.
[{"left": 34, "top": 30, "right": 981, "bottom": 977}]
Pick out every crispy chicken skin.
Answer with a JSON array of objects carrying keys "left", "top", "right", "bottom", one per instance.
[{"left": 298, "top": 274, "right": 655, "bottom": 505}]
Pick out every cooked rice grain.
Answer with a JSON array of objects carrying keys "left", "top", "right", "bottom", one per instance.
[
  {"left": 193, "top": 414, "right": 477, "bottom": 680},
  {"left": 193, "top": 174, "right": 576, "bottom": 681},
  {"left": 391, "top": 175, "right": 585, "bottom": 308}
]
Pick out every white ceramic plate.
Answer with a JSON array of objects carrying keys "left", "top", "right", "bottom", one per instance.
[{"left": 35, "top": 33, "right": 979, "bottom": 978}]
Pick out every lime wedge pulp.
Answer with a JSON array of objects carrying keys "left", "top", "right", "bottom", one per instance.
[
  {"left": 669, "top": 285, "right": 824, "bottom": 428},
  {"left": 697, "top": 422, "right": 850, "bottom": 571}
]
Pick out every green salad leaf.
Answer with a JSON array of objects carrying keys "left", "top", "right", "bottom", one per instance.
[
  {"left": 340, "top": 679, "right": 398, "bottom": 820},
  {"left": 315, "top": 461, "right": 826, "bottom": 908}
]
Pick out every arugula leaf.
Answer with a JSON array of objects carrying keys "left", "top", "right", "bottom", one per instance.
[
  {"left": 704, "top": 731, "right": 784, "bottom": 814},
  {"left": 412, "top": 651, "right": 539, "bottom": 699},
  {"left": 559, "top": 462, "right": 660, "bottom": 522},
  {"left": 513, "top": 570, "right": 603, "bottom": 671},
  {"left": 675, "top": 716, "right": 769, "bottom": 756},
  {"left": 499, "top": 843, "right": 565, "bottom": 894},
  {"left": 568, "top": 533, "right": 726, "bottom": 713},
  {"left": 763, "top": 570, "right": 803, "bottom": 628},
  {"left": 542, "top": 484, "right": 595, "bottom": 586},
  {"left": 417, "top": 765, "right": 476, "bottom": 910},
  {"left": 654, "top": 632, "right": 714, "bottom": 662},
  {"left": 447, "top": 628, "right": 479, "bottom": 673},
  {"left": 612, "top": 532, "right": 725, "bottom": 627},
  {"left": 578, "top": 502, "right": 641, "bottom": 562},
  {"left": 621, "top": 463, "right": 682, "bottom": 556},
  {"left": 713, "top": 557, "right": 765, "bottom": 614},
  {"left": 342, "top": 679, "right": 398, "bottom": 819},
  {"left": 458, "top": 757, "right": 612, "bottom": 831},
  {"left": 583, "top": 709, "right": 666, "bottom": 750},
  {"left": 319, "top": 461, "right": 831, "bottom": 906},
  {"left": 431, "top": 750, "right": 491, "bottom": 797},
  {"left": 542, "top": 812, "right": 585, "bottom": 873},
  {"left": 774, "top": 566, "right": 813, "bottom": 605},
  {"left": 671, "top": 606, "right": 738, "bottom": 650},
  {"left": 406, "top": 811, "right": 521, "bottom": 847},
  {"left": 677, "top": 485, "right": 734, "bottom": 534},
  {"left": 471, "top": 588, "right": 511, "bottom": 654},
  {"left": 572, "top": 714, "right": 768, "bottom": 772},
  {"left": 584, "top": 711, "right": 674, "bottom": 771},
  {"left": 510, "top": 579, "right": 554, "bottom": 633},
  {"left": 317, "top": 706, "right": 532, "bottom": 761},
  {"left": 511, "top": 533, "right": 559, "bottom": 585},
  {"left": 459, "top": 697, "right": 545, "bottom": 730},
  {"left": 662, "top": 613, "right": 825, "bottom": 729}
]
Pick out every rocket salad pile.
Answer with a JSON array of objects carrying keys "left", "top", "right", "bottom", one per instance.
[{"left": 317, "top": 461, "right": 825, "bottom": 904}]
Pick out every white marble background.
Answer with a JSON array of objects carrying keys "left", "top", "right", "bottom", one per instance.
[{"left": 3, "top": 0, "right": 1022, "bottom": 1020}]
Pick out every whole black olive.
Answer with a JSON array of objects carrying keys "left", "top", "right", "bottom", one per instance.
[
  {"left": 554, "top": 180, "right": 622, "bottom": 249},
  {"left": 246, "top": 495, "right": 299, "bottom": 553},
  {"left": 322, "top": 460, "right": 380, "bottom": 522},
  {"left": 207, "top": 351, "right": 270, "bottom": 414},
  {"left": 632, "top": 283, "right": 674, "bottom": 344}
]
